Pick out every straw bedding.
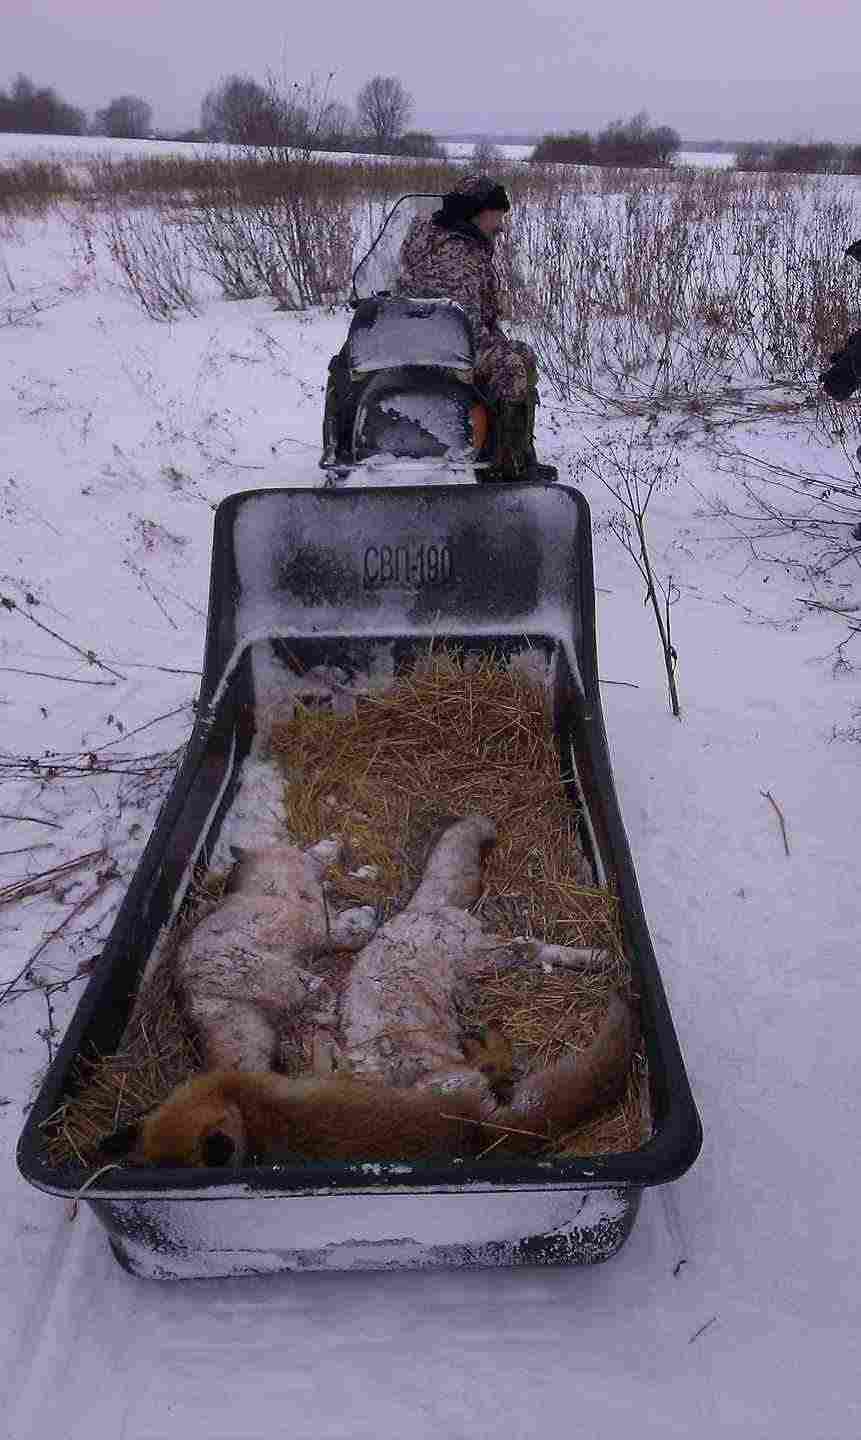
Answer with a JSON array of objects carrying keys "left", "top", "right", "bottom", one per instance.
[{"left": 42, "top": 649, "right": 650, "bottom": 1168}]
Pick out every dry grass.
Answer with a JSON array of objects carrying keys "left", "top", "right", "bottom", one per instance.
[
  {"left": 39, "top": 873, "right": 228, "bottom": 1167},
  {"left": 458, "top": 964, "right": 648, "bottom": 1156},
  {"left": 271, "top": 650, "right": 621, "bottom": 955},
  {"left": 0, "top": 158, "right": 74, "bottom": 215},
  {"left": 40, "top": 954, "right": 203, "bottom": 1168}
]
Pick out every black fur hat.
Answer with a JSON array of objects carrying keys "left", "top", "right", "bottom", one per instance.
[{"left": 438, "top": 174, "right": 511, "bottom": 226}]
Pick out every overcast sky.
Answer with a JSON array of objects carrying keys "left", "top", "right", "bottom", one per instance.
[{"left": 6, "top": 0, "right": 861, "bottom": 141}]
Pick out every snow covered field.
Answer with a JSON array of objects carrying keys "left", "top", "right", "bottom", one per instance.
[
  {"left": 0, "top": 130, "right": 735, "bottom": 170},
  {"left": 0, "top": 141, "right": 859, "bottom": 1436}
]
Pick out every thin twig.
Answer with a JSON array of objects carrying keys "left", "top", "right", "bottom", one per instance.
[
  {"left": 760, "top": 789, "right": 791, "bottom": 856},
  {"left": 85, "top": 702, "right": 193, "bottom": 755},
  {"left": 0, "top": 847, "right": 106, "bottom": 909},
  {"left": 688, "top": 1316, "right": 718, "bottom": 1345},
  {"left": 0, "top": 667, "right": 116, "bottom": 687},
  {"left": 115, "top": 662, "right": 202, "bottom": 677},
  {"left": 797, "top": 597, "right": 861, "bottom": 622},
  {"left": 0, "top": 596, "right": 127, "bottom": 680},
  {"left": 42, "top": 987, "right": 56, "bottom": 1064},
  {"left": 0, "top": 813, "right": 62, "bottom": 828},
  {"left": 0, "top": 747, "right": 184, "bottom": 779},
  {"left": 28, "top": 877, "right": 112, "bottom": 965},
  {"left": 476, "top": 1133, "right": 510, "bottom": 1159},
  {"left": 438, "top": 1112, "right": 548, "bottom": 1141},
  {"left": 1, "top": 973, "right": 89, "bottom": 1002},
  {"left": 0, "top": 867, "right": 117, "bottom": 1009}
]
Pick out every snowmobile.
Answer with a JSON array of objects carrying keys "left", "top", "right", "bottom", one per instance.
[
  {"left": 320, "top": 293, "right": 557, "bottom": 485},
  {"left": 319, "top": 195, "right": 557, "bottom": 485}
]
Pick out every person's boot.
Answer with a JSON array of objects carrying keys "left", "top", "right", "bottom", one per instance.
[
  {"left": 483, "top": 400, "right": 531, "bottom": 482},
  {"left": 522, "top": 384, "right": 557, "bottom": 482}
]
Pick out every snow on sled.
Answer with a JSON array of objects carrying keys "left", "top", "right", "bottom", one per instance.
[{"left": 17, "top": 482, "right": 701, "bottom": 1280}]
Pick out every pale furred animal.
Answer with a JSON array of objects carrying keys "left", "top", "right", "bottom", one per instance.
[
  {"left": 176, "top": 839, "right": 376, "bottom": 1071},
  {"left": 339, "top": 815, "right": 631, "bottom": 1111}
]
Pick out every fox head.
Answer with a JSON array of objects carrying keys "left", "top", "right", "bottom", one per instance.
[
  {"left": 226, "top": 841, "right": 329, "bottom": 900},
  {"left": 99, "top": 1074, "right": 247, "bottom": 1168}
]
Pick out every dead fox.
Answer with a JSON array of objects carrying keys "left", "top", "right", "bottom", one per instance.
[
  {"left": 339, "top": 814, "right": 619, "bottom": 1087},
  {"left": 100, "top": 993, "right": 635, "bottom": 1168},
  {"left": 174, "top": 839, "right": 375, "bottom": 1072}
]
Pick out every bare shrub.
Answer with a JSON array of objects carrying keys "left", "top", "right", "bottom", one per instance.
[
  {"left": 531, "top": 132, "right": 595, "bottom": 165},
  {"left": 395, "top": 132, "right": 446, "bottom": 159},
  {"left": 595, "top": 113, "right": 681, "bottom": 168},
  {"left": 771, "top": 142, "right": 841, "bottom": 175},
  {"left": 102, "top": 206, "right": 198, "bottom": 319},
  {"left": 735, "top": 142, "right": 773, "bottom": 173},
  {"left": 520, "top": 168, "right": 861, "bottom": 404},
  {"left": 270, "top": 188, "right": 356, "bottom": 306},
  {"left": 578, "top": 435, "right": 682, "bottom": 716},
  {"left": 182, "top": 157, "right": 355, "bottom": 308},
  {"left": 473, "top": 139, "right": 504, "bottom": 167},
  {"left": 182, "top": 202, "right": 264, "bottom": 301}
]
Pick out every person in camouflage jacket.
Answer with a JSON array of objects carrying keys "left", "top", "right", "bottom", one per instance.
[
  {"left": 322, "top": 174, "right": 544, "bottom": 480},
  {"left": 396, "top": 173, "right": 537, "bottom": 408}
]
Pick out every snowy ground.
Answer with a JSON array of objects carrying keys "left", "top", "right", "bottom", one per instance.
[{"left": 0, "top": 162, "right": 859, "bottom": 1437}]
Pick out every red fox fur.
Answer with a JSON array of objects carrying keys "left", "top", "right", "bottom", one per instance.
[{"left": 100, "top": 993, "right": 635, "bottom": 1168}]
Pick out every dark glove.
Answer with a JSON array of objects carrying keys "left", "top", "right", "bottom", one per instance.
[
  {"left": 821, "top": 329, "right": 861, "bottom": 400},
  {"left": 828, "top": 328, "right": 861, "bottom": 364},
  {"left": 822, "top": 363, "right": 858, "bottom": 400}
]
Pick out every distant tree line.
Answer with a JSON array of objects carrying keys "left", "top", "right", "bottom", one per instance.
[
  {"left": 0, "top": 72, "right": 153, "bottom": 138},
  {"left": 531, "top": 113, "right": 681, "bottom": 168},
  {"left": 195, "top": 72, "right": 444, "bottom": 158},
  {"left": 735, "top": 140, "right": 861, "bottom": 175},
  {"left": 0, "top": 74, "right": 86, "bottom": 136},
  {"left": 0, "top": 66, "right": 440, "bottom": 154}
]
